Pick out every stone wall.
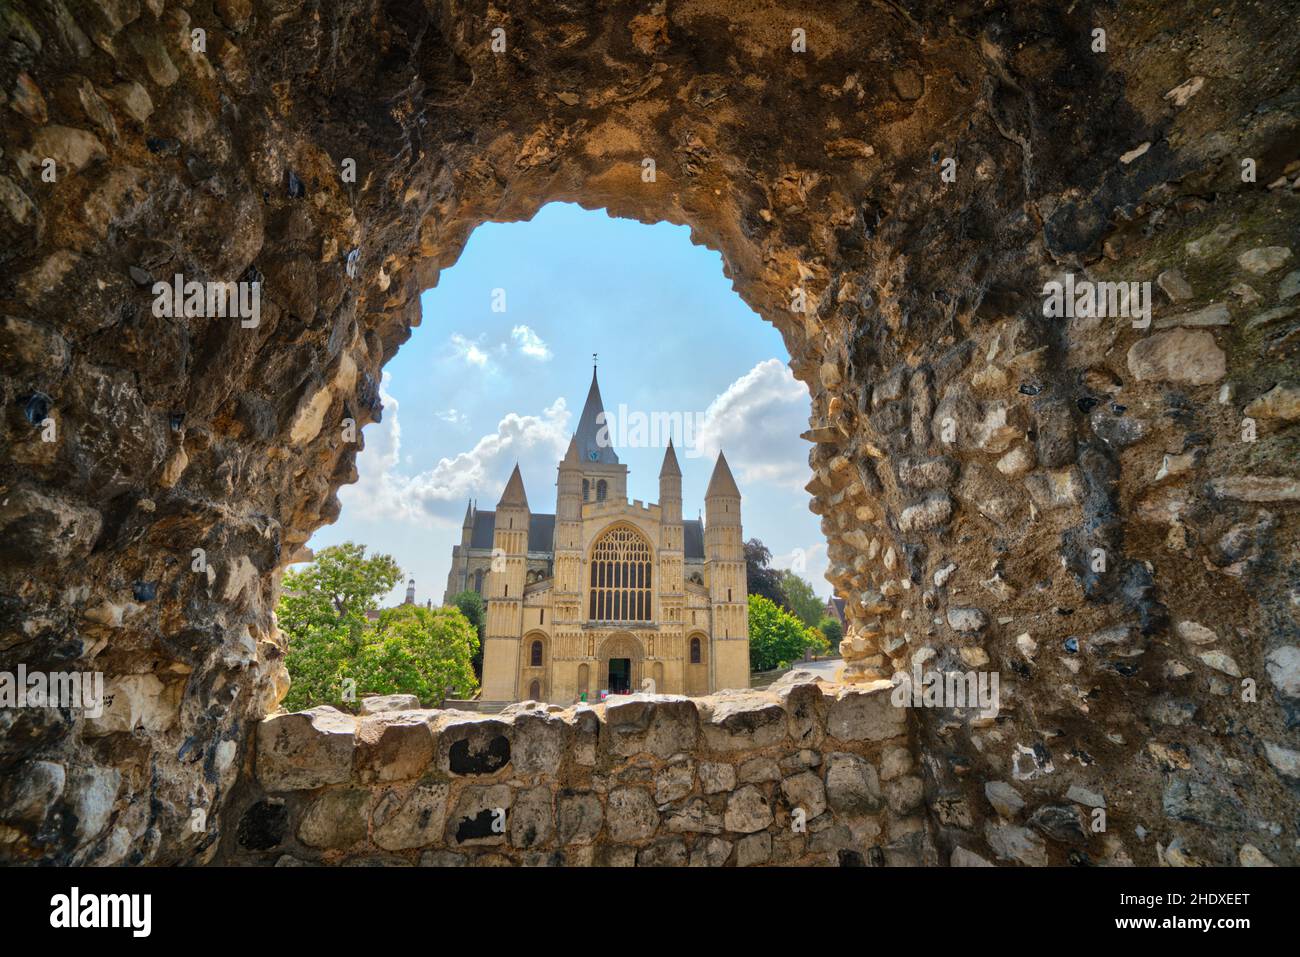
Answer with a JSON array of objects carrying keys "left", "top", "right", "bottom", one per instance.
[{"left": 219, "top": 676, "right": 931, "bottom": 866}]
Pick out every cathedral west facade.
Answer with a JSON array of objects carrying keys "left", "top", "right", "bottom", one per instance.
[{"left": 443, "top": 370, "right": 749, "bottom": 703}]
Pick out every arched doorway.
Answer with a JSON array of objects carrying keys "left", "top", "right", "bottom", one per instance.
[
  {"left": 597, "top": 633, "right": 643, "bottom": 697},
  {"left": 686, "top": 632, "right": 709, "bottom": 696}
]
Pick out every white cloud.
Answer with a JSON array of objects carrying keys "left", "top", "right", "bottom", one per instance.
[
  {"left": 511, "top": 324, "right": 553, "bottom": 361},
  {"left": 339, "top": 374, "right": 571, "bottom": 527},
  {"left": 435, "top": 408, "right": 467, "bottom": 425},
  {"left": 695, "top": 358, "right": 812, "bottom": 492},
  {"left": 449, "top": 333, "right": 488, "bottom": 367}
]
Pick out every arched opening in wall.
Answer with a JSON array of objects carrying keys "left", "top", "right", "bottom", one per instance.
[{"left": 292, "top": 202, "right": 827, "bottom": 708}]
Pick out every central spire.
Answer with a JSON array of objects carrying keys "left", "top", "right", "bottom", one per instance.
[{"left": 573, "top": 365, "right": 620, "bottom": 466}]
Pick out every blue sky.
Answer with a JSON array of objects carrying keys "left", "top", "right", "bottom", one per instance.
[{"left": 309, "top": 202, "right": 828, "bottom": 605}]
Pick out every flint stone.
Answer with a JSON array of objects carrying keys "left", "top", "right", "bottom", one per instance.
[
  {"left": 1237, "top": 246, "right": 1292, "bottom": 275},
  {"left": 439, "top": 716, "right": 511, "bottom": 776},
  {"left": 1265, "top": 646, "right": 1300, "bottom": 698},
  {"left": 984, "top": 821, "right": 1048, "bottom": 866},
  {"left": 68, "top": 767, "right": 120, "bottom": 846},
  {"left": 884, "top": 775, "right": 925, "bottom": 814},
  {"left": 1162, "top": 777, "right": 1245, "bottom": 827},
  {"left": 984, "top": 780, "right": 1025, "bottom": 819},
  {"left": 951, "top": 846, "right": 994, "bottom": 866},
  {"left": 778, "top": 680, "right": 826, "bottom": 748},
  {"left": 0, "top": 760, "right": 65, "bottom": 827}
]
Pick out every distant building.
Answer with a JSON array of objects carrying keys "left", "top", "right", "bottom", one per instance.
[
  {"left": 823, "top": 594, "right": 846, "bottom": 626},
  {"left": 366, "top": 577, "right": 426, "bottom": 621},
  {"left": 443, "top": 367, "right": 749, "bottom": 702}
]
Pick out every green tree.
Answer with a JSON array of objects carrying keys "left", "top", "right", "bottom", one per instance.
[
  {"left": 748, "top": 594, "right": 813, "bottom": 671},
  {"left": 349, "top": 604, "right": 479, "bottom": 706},
  {"left": 279, "top": 543, "right": 402, "bottom": 712},
  {"left": 744, "top": 538, "right": 787, "bottom": 608},
  {"left": 450, "top": 589, "right": 486, "bottom": 680},
  {"left": 778, "top": 570, "right": 824, "bottom": 628},
  {"left": 818, "top": 615, "right": 843, "bottom": 649},
  {"left": 805, "top": 627, "right": 832, "bottom": 658}
]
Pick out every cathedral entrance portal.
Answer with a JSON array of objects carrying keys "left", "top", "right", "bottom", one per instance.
[
  {"left": 608, "top": 658, "right": 632, "bottom": 694},
  {"left": 597, "top": 634, "right": 643, "bottom": 697}
]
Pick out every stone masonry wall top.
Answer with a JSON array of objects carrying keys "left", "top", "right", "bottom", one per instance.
[{"left": 221, "top": 673, "right": 931, "bottom": 867}]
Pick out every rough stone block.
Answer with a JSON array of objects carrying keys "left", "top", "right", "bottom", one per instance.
[
  {"left": 557, "top": 790, "right": 603, "bottom": 845},
  {"left": 724, "top": 785, "right": 773, "bottom": 833},
  {"left": 511, "top": 709, "right": 565, "bottom": 777},
  {"left": 437, "top": 716, "right": 511, "bottom": 777},
  {"left": 780, "top": 771, "right": 828, "bottom": 820},
  {"left": 373, "top": 783, "right": 450, "bottom": 850},
  {"left": 701, "top": 694, "right": 788, "bottom": 751},
  {"left": 354, "top": 711, "right": 435, "bottom": 783},
  {"left": 602, "top": 694, "right": 699, "bottom": 759},
  {"left": 256, "top": 707, "right": 357, "bottom": 791},
  {"left": 447, "top": 784, "right": 511, "bottom": 846},
  {"left": 508, "top": 786, "right": 555, "bottom": 849},
  {"left": 826, "top": 684, "right": 907, "bottom": 741},
  {"left": 299, "top": 788, "right": 370, "bottom": 848},
  {"left": 606, "top": 786, "right": 659, "bottom": 841},
  {"left": 825, "top": 752, "right": 881, "bottom": 814}
]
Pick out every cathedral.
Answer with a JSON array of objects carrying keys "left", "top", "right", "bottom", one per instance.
[{"left": 442, "top": 369, "right": 750, "bottom": 703}]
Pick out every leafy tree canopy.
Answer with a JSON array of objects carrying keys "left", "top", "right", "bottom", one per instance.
[
  {"left": 450, "top": 589, "right": 487, "bottom": 680},
  {"left": 744, "top": 538, "right": 788, "bottom": 608},
  {"left": 778, "top": 570, "right": 825, "bottom": 628},
  {"left": 748, "top": 594, "right": 817, "bottom": 672},
  {"left": 818, "top": 615, "right": 844, "bottom": 648},
  {"left": 278, "top": 543, "right": 479, "bottom": 711}
]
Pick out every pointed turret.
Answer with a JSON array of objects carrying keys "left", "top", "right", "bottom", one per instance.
[
  {"left": 497, "top": 463, "right": 529, "bottom": 509},
  {"left": 574, "top": 367, "right": 619, "bottom": 465},
  {"left": 462, "top": 499, "right": 475, "bottom": 528},
  {"left": 705, "top": 451, "right": 741, "bottom": 499},
  {"left": 561, "top": 436, "right": 580, "bottom": 468},
  {"left": 404, "top": 578, "right": 416, "bottom": 605},
  {"left": 659, "top": 438, "right": 682, "bottom": 477}
]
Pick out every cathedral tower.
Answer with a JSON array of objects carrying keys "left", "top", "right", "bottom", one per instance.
[
  {"left": 482, "top": 464, "right": 530, "bottom": 700},
  {"left": 705, "top": 451, "right": 749, "bottom": 689}
]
